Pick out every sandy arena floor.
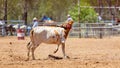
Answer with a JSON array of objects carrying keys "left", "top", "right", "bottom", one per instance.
[{"left": 0, "top": 36, "right": 120, "bottom": 68}]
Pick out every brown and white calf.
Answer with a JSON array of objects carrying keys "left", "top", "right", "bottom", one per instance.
[{"left": 27, "top": 21, "right": 74, "bottom": 60}]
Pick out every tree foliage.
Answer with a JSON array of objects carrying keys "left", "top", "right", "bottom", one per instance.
[
  {"left": 69, "top": 1, "right": 97, "bottom": 23},
  {"left": 0, "top": 0, "right": 120, "bottom": 24}
]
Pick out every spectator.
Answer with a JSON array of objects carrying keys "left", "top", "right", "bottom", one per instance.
[
  {"left": 41, "top": 16, "right": 56, "bottom": 26},
  {"left": 98, "top": 15, "right": 102, "bottom": 21},
  {"left": 66, "top": 14, "right": 73, "bottom": 22},
  {"left": 27, "top": 25, "right": 32, "bottom": 36},
  {"left": 41, "top": 15, "right": 52, "bottom": 22},
  {"left": 96, "top": 13, "right": 102, "bottom": 23},
  {"left": 0, "top": 19, "right": 6, "bottom": 36},
  {"left": 32, "top": 17, "right": 38, "bottom": 28},
  {"left": 0, "top": 19, "right": 5, "bottom": 25},
  {"left": 41, "top": 15, "right": 48, "bottom": 22}
]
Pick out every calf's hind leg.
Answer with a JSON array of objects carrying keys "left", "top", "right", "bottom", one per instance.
[
  {"left": 31, "top": 43, "right": 40, "bottom": 60},
  {"left": 27, "top": 41, "right": 32, "bottom": 60},
  {"left": 53, "top": 44, "right": 60, "bottom": 54}
]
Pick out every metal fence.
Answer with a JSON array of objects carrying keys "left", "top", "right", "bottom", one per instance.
[
  {"left": 0, "top": 25, "right": 2, "bottom": 36},
  {"left": 69, "top": 23, "right": 120, "bottom": 38},
  {"left": 0, "top": 25, "right": 6, "bottom": 36},
  {"left": 0, "top": 22, "right": 120, "bottom": 38},
  {"left": 39, "top": 22, "right": 120, "bottom": 38}
]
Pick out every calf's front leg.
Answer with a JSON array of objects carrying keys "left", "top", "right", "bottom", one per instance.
[{"left": 61, "top": 43, "right": 67, "bottom": 58}]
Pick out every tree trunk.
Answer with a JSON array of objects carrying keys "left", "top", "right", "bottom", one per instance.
[
  {"left": 4, "top": 0, "right": 7, "bottom": 24},
  {"left": 24, "top": 0, "right": 27, "bottom": 25}
]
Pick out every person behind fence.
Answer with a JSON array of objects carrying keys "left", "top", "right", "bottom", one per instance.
[
  {"left": 32, "top": 17, "right": 38, "bottom": 28},
  {"left": 59, "top": 14, "right": 73, "bottom": 29},
  {"left": 41, "top": 16, "right": 56, "bottom": 26},
  {"left": 40, "top": 15, "right": 48, "bottom": 22},
  {"left": 66, "top": 14, "right": 73, "bottom": 22},
  {"left": 96, "top": 13, "right": 102, "bottom": 23},
  {"left": 27, "top": 25, "right": 32, "bottom": 36},
  {"left": 41, "top": 15, "right": 52, "bottom": 22},
  {"left": 0, "top": 19, "right": 6, "bottom": 36}
]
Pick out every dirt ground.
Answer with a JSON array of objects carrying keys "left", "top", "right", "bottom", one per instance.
[{"left": 0, "top": 36, "right": 120, "bottom": 68}]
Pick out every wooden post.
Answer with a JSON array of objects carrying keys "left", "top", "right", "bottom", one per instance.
[
  {"left": 99, "top": 24, "right": 103, "bottom": 39},
  {"left": 78, "top": 0, "right": 81, "bottom": 38}
]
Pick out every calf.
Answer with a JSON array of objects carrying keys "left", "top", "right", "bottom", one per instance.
[{"left": 27, "top": 21, "right": 74, "bottom": 60}]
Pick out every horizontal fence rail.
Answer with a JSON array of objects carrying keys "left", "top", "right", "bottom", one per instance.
[
  {"left": 0, "top": 22, "right": 120, "bottom": 38},
  {"left": 69, "top": 23, "right": 120, "bottom": 38}
]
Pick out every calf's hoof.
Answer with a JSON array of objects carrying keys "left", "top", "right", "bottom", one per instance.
[{"left": 64, "top": 56, "right": 70, "bottom": 59}]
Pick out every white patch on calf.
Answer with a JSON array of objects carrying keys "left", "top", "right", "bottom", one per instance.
[{"left": 33, "top": 26, "right": 66, "bottom": 44}]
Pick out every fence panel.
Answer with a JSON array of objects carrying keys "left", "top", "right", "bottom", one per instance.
[
  {"left": 0, "top": 25, "right": 2, "bottom": 36},
  {"left": 69, "top": 23, "right": 120, "bottom": 38}
]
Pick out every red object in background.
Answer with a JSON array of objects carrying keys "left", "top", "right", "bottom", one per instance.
[
  {"left": 17, "top": 29, "right": 25, "bottom": 40},
  {"left": 117, "top": 19, "right": 120, "bottom": 23}
]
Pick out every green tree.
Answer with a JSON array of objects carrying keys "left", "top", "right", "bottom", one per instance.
[
  {"left": 69, "top": 1, "right": 97, "bottom": 23},
  {"left": 1, "top": 0, "right": 120, "bottom": 23}
]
